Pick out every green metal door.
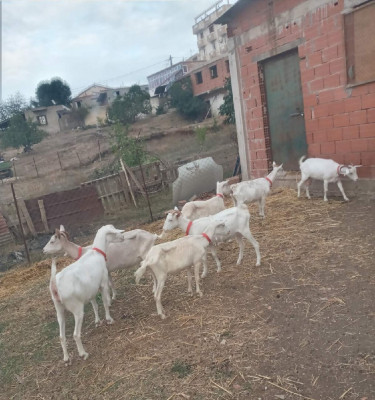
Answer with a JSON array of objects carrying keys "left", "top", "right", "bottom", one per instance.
[{"left": 263, "top": 49, "right": 307, "bottom": 170}]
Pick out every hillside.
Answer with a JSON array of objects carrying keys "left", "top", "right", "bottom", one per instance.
[{"left": 0, "top": 110, "right": 238, "bottom": 205}]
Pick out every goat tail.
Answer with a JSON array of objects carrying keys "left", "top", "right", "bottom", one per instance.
[
  {"left": 50, "top": 258, "right": 61, "bottom": 303},
  {"left": 135, "top": 260, "right": 148, "bottom": 284},
  {"left": 299, "top": 155, "right": 306, "bottom": 167}
]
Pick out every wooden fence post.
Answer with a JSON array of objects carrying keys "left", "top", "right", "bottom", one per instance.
[
  {"left": 120, "top": 159, "right": 137, "bottom": 208},
  {"left": 18, "top": 199, "right": 37, "bottom": 237},
  {"left": 57, "top": 152, "right": 63, "bottom": 170},
  {"left": 98, "top": 140, "right": 102, "bottom": 162},
  {"left": 10, "top": 183, "right": 31, "bottom": 265},
  {"left": 38, "top": 199, "right": 49, "bottom": 232},
  {"left": 33, "top": 157, "right": 39, "bottom": 177}
]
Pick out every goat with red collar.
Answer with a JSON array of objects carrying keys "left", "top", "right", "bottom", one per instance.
[
  {"left": 44, "top": 225, "right": 160, "bottom": 301},
  {"left": 49, "top": 224, "right": 124, "bottom": 363},
  {"left": 230, "top": 161, "right": 283, "bottom": 217},
  {"left": 297, "top": 156, "right": 360, "bottom": 202},
  {"left": 161, "top": 204, "right": 261, "bottom": 278},
  {"left": 135, "top": 221, "right": 227, "bottom": 319},
  {"left": 180, "top": 180, "right": 232, "bottom": 221}
]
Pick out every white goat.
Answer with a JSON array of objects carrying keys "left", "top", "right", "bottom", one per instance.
[
  {"left": 180, "top": 181, "right": 231, "bottom": 220},
  {"left": 49, "top": 224, "right": 124, "bottom": 363},
  {"left": 161, "top": 204, "right": 261, "bottom": 278},
  {"left": 135, "top": 221, "right": 226, "bottom": 319},
  {"left": 44, "top": 225, "right": 160, "bottom": 300},
  {"left": 230, "top": 162, "right": 283, "bottom": 217},
  {"left": 297, "top": 156, "right": 360, "bottom": 202}
]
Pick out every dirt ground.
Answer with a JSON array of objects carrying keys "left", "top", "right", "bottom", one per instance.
[{"left": 0, "top": 188, "right": 374, "bottom": 400}]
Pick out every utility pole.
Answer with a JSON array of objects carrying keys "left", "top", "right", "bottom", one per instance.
[{"left": 169, "top": 55, "right": 173, "bottom": 67}]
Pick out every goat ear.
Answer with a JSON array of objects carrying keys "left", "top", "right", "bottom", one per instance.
[
  {"left": 60, "top": 225, "right": 65, "bottom": 232},
  {"left": 55, "top": 228, "right": 60, "bottom": 238},
  {"left": 272, "top": 161, "right": 276, "bottom": 167},
  {"left": 174, "top": 206, "right": 179, "bottom": 211},
  {"left": 341, "top": 166, "right": 349, "bottom": 175}
]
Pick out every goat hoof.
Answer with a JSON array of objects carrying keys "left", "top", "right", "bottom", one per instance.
[
  {"left": 198, "top": 291, "right": 203, "bottom": 297},
  {"left": 256, "top": 262, "right": 261, "bottom": 267},
  {"left": 95, "top": 320, "right": 103, "bottom": 327},
  {"left": 80, "top": 352, "right": 89, "bottom": 360},
  {"left": 64, "top": 358, "right": 71, "bottom": 366},
  {"left": 106, "top": 318, "right": 114, "bottom": 325},
  {"left": 160, "top": 314, "right": 166, "bottom": 320}
]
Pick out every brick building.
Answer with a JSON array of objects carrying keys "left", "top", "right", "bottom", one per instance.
[
  {"left": 190, "top": 57, "right": 231, "bottom": 116},
  {"left": 216, "top": 0, "right": 375, "bottom": 179}
]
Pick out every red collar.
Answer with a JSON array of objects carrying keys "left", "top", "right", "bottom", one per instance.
[
  {"left": 216, "top": 193, "right": 224, "bottom": 198},
  {"left": 75, "top": 246, "right": 83, "bottom": 261},
  {"left": 337, "top": 165, "right": 345, "bottom": 175},
  {"left": 202, "top": 233, "right": 212, "bottom": 243},
  {"left": 92, "top": 247, "right": 107, "bottom": 261},
  {"left": 265, "top": 177, "right": 272, "bottom": 187},
  {"left": 185, "top": 221, "right": 193, "bottom": 235}
]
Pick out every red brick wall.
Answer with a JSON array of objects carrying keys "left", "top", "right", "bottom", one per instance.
[
  {"left": 190, "top": 58, "right": 230, "bottom": 97},
  {"left": 226, "top": 0, "right": 375, "bottom": 178}
]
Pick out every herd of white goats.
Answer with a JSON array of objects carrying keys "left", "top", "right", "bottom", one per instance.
[{"left": 42, "top": 156, "right": 360, "bottom": 363}]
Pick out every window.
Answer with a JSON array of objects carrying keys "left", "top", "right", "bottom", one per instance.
[
  {"left": 344, "top": 1, "right": 375, "bottom": 85},
  {"left": 200, "top": 32, "right": 204, "bottom": 39},
  {"left": 38, "top": 115, "right": 47, "bottom": 125},
  {"left": 212, "top": 40, "right": 216, "bottom": 50},
  {"left": 183, "top": 65, "right": 188, "bottom": 73},
  {"left": 116, "top": 91, "right": 120, "bottom": 96},
  {"left": 209, "top": 65, "right": 218, "bottom": 79},
  {"left": 76, "top": 101, "right": 81, "bottom": 108},
  {"left": 209, "top": 24, "right": 214, "bottom": 33},
  {"left": 195, "top": 71, "right": 203, "bottom": 84},
  {"left": 225, "top": 60, "right": 230, "bottom": 73}
]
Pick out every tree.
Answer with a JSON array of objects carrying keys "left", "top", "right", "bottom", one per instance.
[
  {"left": 35, "top": 77, "right": 72, "bottom": 107},
  {"left": 0, "top": 92, "right": 28, "bottom": 122},
  {"left": 1, "top": 114, "right": 47, "bottom": 151},
  {"left": 110, "top": 122, "right": 147, "bottom": 167},
  {"left": 107, "top": 85, "right": 151, "bottom": 125},
  {"left": 168, "top": 77, "right": 207, "bottom": 120},
  {"left": 219, "top": 78, "right": 235, "bottom": 124}
]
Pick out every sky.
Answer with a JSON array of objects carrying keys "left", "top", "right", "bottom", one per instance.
[{"left": 2, "top": 0, "right": 230, "bottom": 102}]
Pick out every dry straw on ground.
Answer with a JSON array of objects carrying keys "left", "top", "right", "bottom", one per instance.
[{"left": 1, "top": 188, "right": 374, "bottom": 400}]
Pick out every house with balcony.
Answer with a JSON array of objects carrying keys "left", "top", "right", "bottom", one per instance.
[
  {"left": 71, "top": 84, "right": 148, "bottom": 126},
  {"left": 192, "top": 0, "right": 233, "bottom": 62},
  {"left": 147, "top": 58, "right": 206, "bottom": 113}
]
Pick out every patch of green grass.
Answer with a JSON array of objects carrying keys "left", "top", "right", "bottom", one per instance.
[
  {"left": 0, "top": 347, "right": 24, "bottom": 385},
  {"left": 42, "top": 319, "right": 59, "bottom": 340},
  {"left": 171, "top": 360, "right": 192, "bottom": 378},
  {"left": 0, "top": 321, "right": 8, "bottom": 334}
]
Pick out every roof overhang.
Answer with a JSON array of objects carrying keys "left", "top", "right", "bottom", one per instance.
[{"left": 215, "top": 0, "right": 249, "bottom": 25}]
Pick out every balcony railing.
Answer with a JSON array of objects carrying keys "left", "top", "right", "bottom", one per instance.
[{"left": 207, "top": 32, "right": 217, "bottom": 42}]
